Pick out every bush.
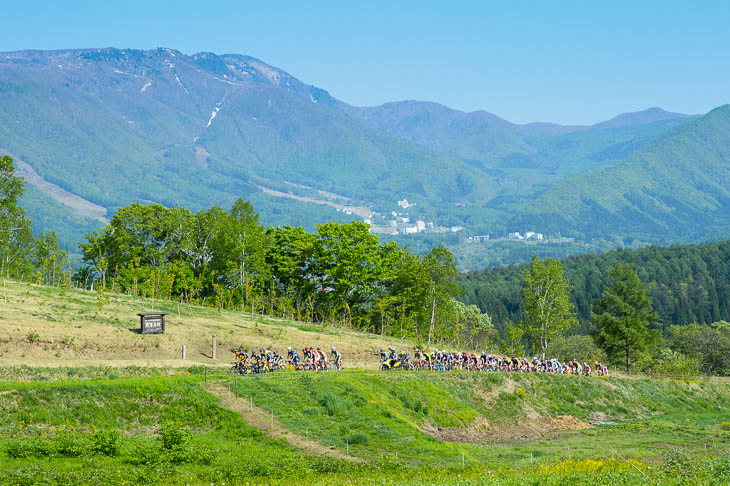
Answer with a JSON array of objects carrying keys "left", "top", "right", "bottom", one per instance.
[
  {"left": 319, "top": 392, "right": 343, "bottom": 416},
  {"left": 53, "top": 431, "right": 87, "bottom": 457},
  {"left": 647, "top": 348, "right": 701, "bottom": 378},
  {"left": 347, "top": 433, "right": 369, "bottom": 445},
  {"left": 158, "top": 422, "right": 191, "bottom": 450},
  {"left": 4, "top": 433, "right": 89, "bottom": 458},
  {"left": 547, "top": 335, "right": 607, "bottom": 363},
  {"left": 90, "top": 430, "right": 121, "bottom": 456},
  {"left": 721, "top": 421, "right": 730, "bottom": 431}
]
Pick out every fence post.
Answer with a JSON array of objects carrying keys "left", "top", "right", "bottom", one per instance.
[
  {"left": 212, "top": 336, "right": 217, "bottom": 360},
  {"left": 181, "top": 345, "right": 186, "bottom": 360}
]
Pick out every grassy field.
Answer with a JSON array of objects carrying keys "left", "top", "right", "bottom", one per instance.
[
  {"left": 0, "top": 280, "right": 408, "bottom": 369},
  {"left": 0, "top": 370, "right": 728, "bottom": 485},
  {"left": 2, "top": 279, "right": 730, "bottom": 484}
]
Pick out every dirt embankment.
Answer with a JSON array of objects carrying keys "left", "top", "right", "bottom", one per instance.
[
  {"left": 421, "top": 379, "right": 592, "bottom": 443},
  {"left": 423, "top": 415, "right": 592, "bottom": 443}
]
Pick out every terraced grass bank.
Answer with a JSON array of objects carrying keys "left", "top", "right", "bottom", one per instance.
[
  {"left": 0, "top": 280, "right": 406, "bottom": 369},
  {"left": 1, "top": 370, "right": 729, "bottom": 485}
]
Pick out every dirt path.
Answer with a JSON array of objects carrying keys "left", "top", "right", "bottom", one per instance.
[{"left": 204, "top": 383, "right": 364, "bottom": 462}]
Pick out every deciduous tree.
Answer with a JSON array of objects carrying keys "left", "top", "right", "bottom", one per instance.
[{"left": 521, "top": 255, "right": 577, "bottom": 359}]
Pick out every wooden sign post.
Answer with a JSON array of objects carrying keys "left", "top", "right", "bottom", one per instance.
[{"left": 138, "top": 312, "right": 167, "bottom": 334}]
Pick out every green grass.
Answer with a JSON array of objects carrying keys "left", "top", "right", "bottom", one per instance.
[
  {"left": 0, "top": 375, "right": 361, "bottom": 485},
  {"left": 1, "top": 371, "right": 730, "bottom": 484},
  {"left": 232, "top": 371, "right": 730, "bottom": 468}
]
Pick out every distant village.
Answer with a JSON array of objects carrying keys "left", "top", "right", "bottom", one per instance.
[
  {"left": 336, "top": 198, "right": 464, "bottom": 236},
  {"left": 334, "top": 198, "right": 560, "bottom": 242}
]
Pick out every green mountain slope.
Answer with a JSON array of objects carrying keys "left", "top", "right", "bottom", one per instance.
[
  {"left": 509, "top": 105, "right": 730, "bottom": 242},
  {"left": 343, "top": 101, "right": 696, "bottom": 176},
  {"left": 0, "top": 47, "right": 723, "bottom": 264},
  {"left": 0, "top": 48, "right": 499, "bottom": 244}
]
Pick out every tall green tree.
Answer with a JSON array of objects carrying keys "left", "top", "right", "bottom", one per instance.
[
  {"left": 212, "top": 199, "right": 269, "bottom": 310},
  {"left": 423, "top": 245, "right": 460, "bottom": 344},
  {"left": 34, "top": 231, "right": 70, "bottom": 286},
  {"left": 521, "top": 254, "right": 577, "bottom": 359},
  {"left": 592, "top": 263, "right": 659, "bottom": 374},
  {"left": 312, "top": 221, "right": 402, "bottom": 323},
  {"left": 0, "top": 155, "right": 34, "bottom": 278}
]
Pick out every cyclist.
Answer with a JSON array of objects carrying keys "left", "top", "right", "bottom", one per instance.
[
  {"left": 331, "top": 346, "right": 342, "bottom": 370},
  {"left": 317, "top": 347, "right": 329, "bottom": 370},
  {"left": 424, "top": 349, "right": 433, "bottom": 370},
  {"left": 287, "top": 346, "right": 300, "bottom": 368},
  {"left": 583, "top": 362, "right": 592, "bottom": 376}
]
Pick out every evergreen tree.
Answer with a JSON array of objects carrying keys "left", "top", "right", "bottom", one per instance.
[
  {"left": 592, "top": 263, "right": 659, "bottom": 374},
  {"left": 521, "top": 255, "right": 577, "bottom": 359}
]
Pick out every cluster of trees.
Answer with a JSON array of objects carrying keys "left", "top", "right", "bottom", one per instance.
[
  {"left": 2, "top": 154, "right": 492, "bottom": 345},
  {"left": 460, "top": 242, "right": 730, "bottom": 333},
  {"left": 77, "top": 200, "right": 492, "bottom": 346},
  {"left": 0, "top": 156, "right": 71, "bottom": 287},
  {"left": 510, "top": 255, "right": 730, "bottom": 376},
  {"left": 5, "top": 151, "right": 730, "bottom": 375}
]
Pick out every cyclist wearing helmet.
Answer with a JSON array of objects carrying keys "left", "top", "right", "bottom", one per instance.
[
  {"left": 287, "top": 346, "right": 300, "bottom": 367},
  {"left": 317, "top": 347, "right": 328, "bottom": 370},
  {"left": 331, "top": 346, "right": 342, "bottom": 370}
]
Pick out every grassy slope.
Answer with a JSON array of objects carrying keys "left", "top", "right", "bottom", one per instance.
[
  {"left": 0, "top": 279, "right": 410, "bottom": 369},
  {"left": 0, "top": 372, "right": 728, "bottom": 485},
  {"left": 2, "top": 280, "right": 730, "bottom": 484}
]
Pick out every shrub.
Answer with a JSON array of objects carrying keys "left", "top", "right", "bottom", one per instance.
[
  {"left": 26, "top": 331, "right": 40, "bottom": 343},
  {"left": 347, "top": 433, "right": 369, "bottom": 445},
  {"left": 5, "top": 440, "right": 35, "bottom": 458},
  {"left": 319, "top": 392, "right": 343, "bottom": 416},
  {"left": 547, "top": 335, "right": 607, "bottom": 363},
  {"left": 158, "top": 422, "right": 191, "bottom": 450},
  {"left": 90, "top": 430, "right": 121, "bottom": 456},
  {"left": 721, "top": 421, "right": 730, "bottom": 431},
  {"left": 53, "top": 431, "right": 87, "bottom": 457}
]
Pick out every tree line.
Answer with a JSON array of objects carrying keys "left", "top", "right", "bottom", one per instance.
[
  {"left": 506, "top": 254, "right": 730, "bottom": 376},
  {"left": 1, "top": 155, "right": 491, "bottom": 347},
  {"left": 3, "top": 154, "right": 728, "bottom": 375},
  {"left": 460, "top": 241, "right": 730, "bottom": 333},
  {"left": 78, "top": 201, "right": 493, "bottom": 346}
]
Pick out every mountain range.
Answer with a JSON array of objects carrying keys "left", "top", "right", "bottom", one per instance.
[{"left": 1, "top": 47, "right": 726, "bottom": 266}]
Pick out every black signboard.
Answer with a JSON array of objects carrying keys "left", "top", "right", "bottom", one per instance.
[{"left": 138, "top": 313, "right": 167, "bottom": 334}]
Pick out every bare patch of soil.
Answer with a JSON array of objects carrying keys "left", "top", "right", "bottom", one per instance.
[{"left": 422, "top": 415, "right": 593, "bottom": 443}]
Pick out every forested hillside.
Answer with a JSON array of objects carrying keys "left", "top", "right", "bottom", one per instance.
[
  {"left": 0, "top": 48, "right": 496, "bottom": 250},
  {"left": 4, "top": 47, "right": 728, "bottom": 268},
  {"left": 508, "top": 105, "right": 730, "bottom": 243},
  {"left": 460, "top": 240, "right": 730, "bottom": 333}
]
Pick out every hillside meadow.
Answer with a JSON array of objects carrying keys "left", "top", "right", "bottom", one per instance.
[
  {"left": 0, "top": 279, "right": 405, "bottom": 369},
  {"left": 0, "top": 370, "right": 729, "bottom": 485},
  {"left": 2, "top": 280, "right": 730, "bottom": 484}
]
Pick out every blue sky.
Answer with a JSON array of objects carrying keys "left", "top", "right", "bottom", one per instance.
[{"left": 2, "top": 1, "right": 728, "bottom": 124}]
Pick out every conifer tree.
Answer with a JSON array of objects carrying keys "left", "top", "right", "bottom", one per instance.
[{"left": 592, "top": 263, "right": 659, "bottom": 374}]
